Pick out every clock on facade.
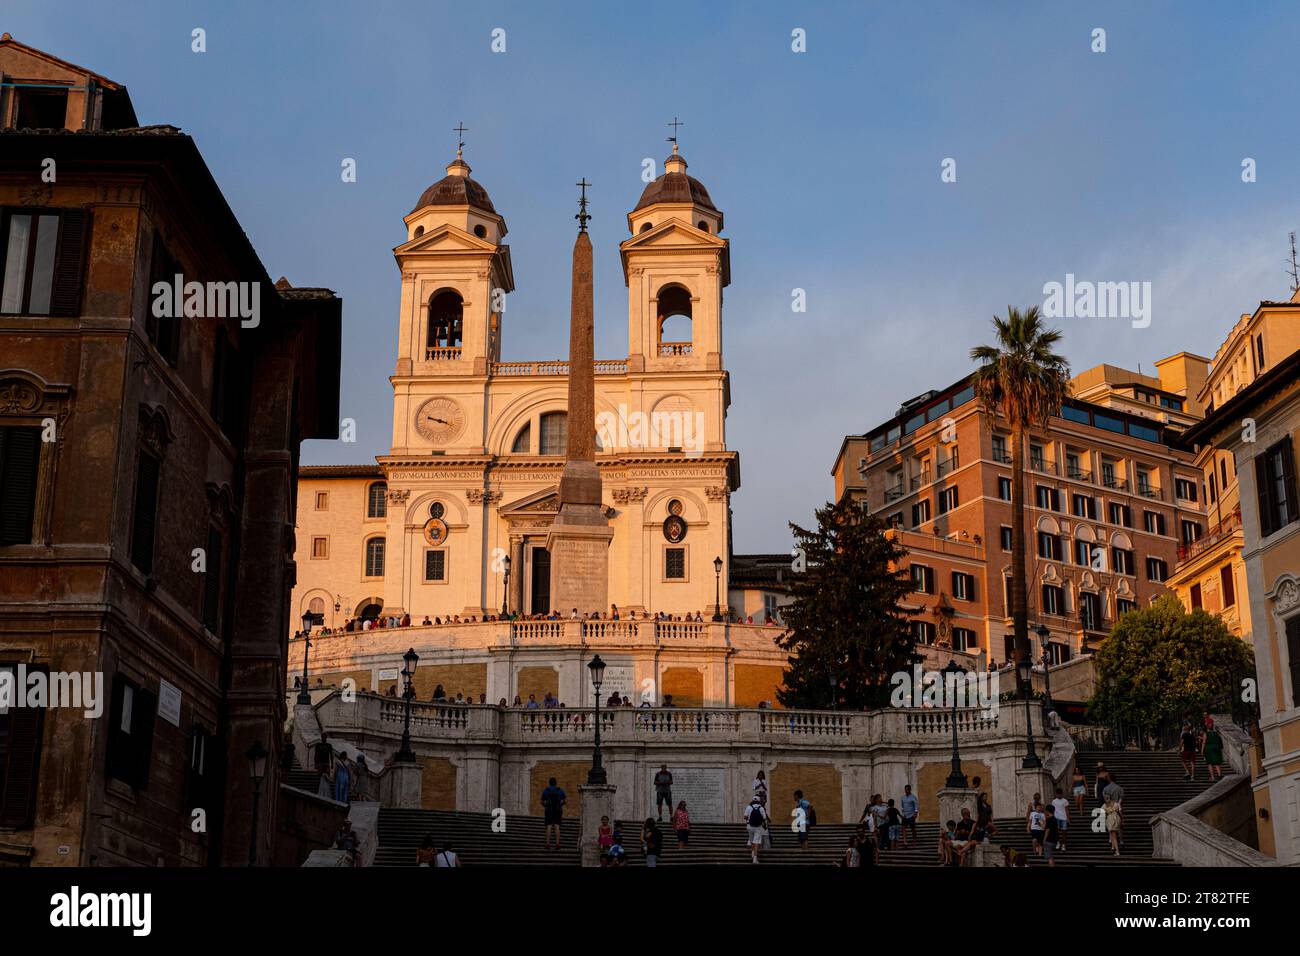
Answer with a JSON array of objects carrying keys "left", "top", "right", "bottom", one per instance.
[{"left": 414, "top": 397, "right": 465, "bottom": 444}]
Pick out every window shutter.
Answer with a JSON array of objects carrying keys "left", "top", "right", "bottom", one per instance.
[
  {"left": 130, "top": 453, "right": 160, "bottom": 574},
  {"left": 0, "top": 675, "right": 45, "bottom": 828},
  {"left": 131, "top": 687, "right": 157, "bottom": 790},
  {"left": 1256, "top": 453, "right": 1277, "bottom": 537},
  {"left": 0, "top": 426, "right": 41, "bottom": 545},
  {"left": 968, "top": 576, "right": 977, "bottom": 602},
  {"left": 1286, "top": 615, "right": 1300, "bottom": 708},
  {"left": 1281, "top": 441, "right": 1298, "bottom": 529},
  {"left": 49, "top": 209, "right": 89, "bottom": 317},
  {"left": 202, "top": 526, "right": 222, "bottom": 632}
]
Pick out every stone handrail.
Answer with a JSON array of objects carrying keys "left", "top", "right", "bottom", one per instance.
[
  {"left": 1151, "top": 773, "right": 1277, "bottom": 867},
  {"left": 490, "top": 359, "right": 628, "bottom": 376}
]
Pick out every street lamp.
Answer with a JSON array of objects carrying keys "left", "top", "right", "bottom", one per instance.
[
  {"left": 1017, "top": 653, "right": 1042, "bottom": 769},
  {"left": 246, "top": 740, "right": 268, "bottom": 866},
  {"left": 297, "top": 611, "right": 313, "bottom": 705},
  {"left": 395, "top": 647, "right": 419, "bottom": 762},
  {"left": 943, "top": 658, "right": 969, "bottom": 788},
  {"left": 502, "top": 553, "right": 512, "bottom": 618},
  {"left": 1036, "top": 623, "right": 1053, "bottom": 722},
  {"left": 712, "top": 556, "right": 723, "bottom": 622},
  {"left": 587, "top": 654, "right": 607, "bottom": 785}
]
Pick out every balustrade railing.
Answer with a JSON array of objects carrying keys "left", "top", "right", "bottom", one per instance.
[
  {"left": 658, "top": 342, "right": 692, "bottom": 356},
  {"left": 760, "top": 710, "right": 852, "bottom": 736},
  {"left": 424, "top": 346, "right": 462, "bottom": 361}
]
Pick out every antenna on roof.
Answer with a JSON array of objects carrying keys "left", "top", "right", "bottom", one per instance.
[{"left": 1287, "top": 232, "right": 1300, "bottom": 295}]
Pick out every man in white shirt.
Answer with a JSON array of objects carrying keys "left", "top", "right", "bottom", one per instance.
[
  {"left": 1050, "top": 787, "right": 1070, "bottom": 852},
  {"left": 434, "top": 841, "right": 461, "bottom": 867}
]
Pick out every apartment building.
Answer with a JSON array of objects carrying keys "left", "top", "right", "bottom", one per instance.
[
  {"left": 832, "top": 356, "right": 1208, "bottom": 666},
  {"left": 1179, "top": 294, "right": 1300, "bottom": 863}
]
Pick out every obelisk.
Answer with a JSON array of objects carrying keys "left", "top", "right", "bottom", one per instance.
[{"left": 547, "top": 180, "right": 613, "bottom": 614}]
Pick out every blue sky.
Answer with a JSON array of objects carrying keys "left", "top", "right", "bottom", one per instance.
[{"left": 9, "top": 1, "right": 1300, "bottom": 551}]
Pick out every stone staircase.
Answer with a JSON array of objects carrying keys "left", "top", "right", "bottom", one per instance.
[{"left": 374, "top": 750, "right": 1227, "bottom": 867}]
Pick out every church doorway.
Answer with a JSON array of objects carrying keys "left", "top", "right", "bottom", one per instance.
[
  {"left": 357, "top": 602, "right": 382, "bottom": 622},
  {"left": 530, "top": 547, "right": 551, "bottom": 615}
]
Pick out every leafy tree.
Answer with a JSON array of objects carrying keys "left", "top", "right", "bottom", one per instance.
[
  {"left": 970, "top": 307, "right": 1071, "bottom": 694},
  {"left": 1089, "top": 595, "right": 1254, "bottom": 734},
  {"left": 776, "top": 500, "right": 918, "bottom": 710}
]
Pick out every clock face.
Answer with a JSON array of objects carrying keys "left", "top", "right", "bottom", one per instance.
[{"left": 414, "top": 397, "right": 466, "bottom": 445}]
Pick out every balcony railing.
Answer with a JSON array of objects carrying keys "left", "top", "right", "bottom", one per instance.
[
  {"left": 885, "top": 485, "right": 906, "bottom": 502},
  {"left": 1137, "top": 485, "right": 1163, "bottom": 500},
  {"left": 1177, "top": 508, "right": 1242, "bottom": 562},
  {"left": 1067, "top": 467, "right": 1092, "bottom": 482},
  {"left": 424, "top": 346, "right": 462, "bottom": 361},
  {"left": 910, "top": 470, "right": 931, "bottom": 490},
  {"left": 1030, "top": 458, "right": 1057, "bottom": 475},
  {"left": 659, "top": 342, "right": 692, "bottom": 356},
  {"left": 490, "top": 359, "right": 629, "bottom": 376},
  {"left": 1102, "top": 476, "right": 1128, "bottom": 491},
  {"left": 992, "top": 452, "right": 1012, "bottom": 464},
  {"left": 937, "top": 457, "right": 957, "bottom": 476}
]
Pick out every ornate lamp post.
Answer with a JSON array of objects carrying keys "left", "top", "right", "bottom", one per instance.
[
  {"left": 297, "top": 611, "right": 313, "bottom": 705},
  {"left": 1036, "top": 623, "right": 1053, "bottom": 722},
  {"left": 1018, "top": 653, "right": 1042, "bottom": 768},
  {"left": 587, "top": 654, "right": 607, "bottom": 785},
  {"left": 245, "top": 740, "right": 268, "bottom": 866},
  {"left": 395, "top": 647, "right": 419, "bottom": 762},
  {"left": 712, "top": 556, "right": 723, "bottom": 622},
  {"left": 502, "top": 554, "right": 512, "bottom": 617},
  {"left": 944, "top": 658, "right": 969, "bottom": 788}
]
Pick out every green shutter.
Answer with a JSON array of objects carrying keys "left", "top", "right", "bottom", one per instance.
[{"left": 49, "top": 209, "right": 88, "bottom": 316}]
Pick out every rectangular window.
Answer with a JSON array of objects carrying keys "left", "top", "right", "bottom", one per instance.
[
  {"left": 1146, "top": 557, "right": 1168, "bottom": 582},
  {"left": 314, "top": 491, "right": 328, "bottom": 510},
  {"left": 1190, "top": 584, "right": 1203, "bottom": 610},
  {"left": 1037, "top": 532, "right": 1061, "bottom": 561},
  {"left": 1072, "top": 493, "right": 1096, "bottom": 519},
  {"left": 1094, "top": 412, "right": 1126, "bottom": 434},
  {"left": 1080, "top": 592, "right": 1102, "bottom": 630},
  {"left": 952, "top": 627, "right": 977, "bottom": 652},
  {"left": 1000, "top": 526, "right": 1013, "bottom": 551},
  {"left": 1221, "top": 566, "right": 1235, "bottom": 608},
  {"left": 1256, "top": 439, "right": 1299, "bottom": 538},
  {"left": 1287, "top": 616, "right": 1300, "bottom": 708},
  {"left": 911, "top": 499, "right": 931, "bottom": 526},
  {"left": 106, "top": 675, "right": 156, "bottom": 791},
  {"left": 991, "top": 435, "right": 1008, "bottom": 463},
  {"left": 365, "top": 538, "right": 386, "bottom": 577},
  {"left": 1143, "top": 510, "right": 1165, "bottom": 535},
  {"left": 1175, "top": 478, "right": 1197, "bottom": 502},
  {"left": 886, "top": 512, "right": 903, "bottom": 529},
  {"left": 952, "top": 572, "right": 976, "bottom": 601},
  {"left": 1209, "top": 472, "right": 1218, "bottom": 504},
  {"left": 1180, "top": 520, "right": 1203, "bottom": 546},
  {"left": 1116, "top": 599, "right": 1137, "bottom": 617},
  {"left": 146, "top": 233, "right": 181, "bottom": 364},
  {"left": 1035, "top": 485, "right": 1060, "bottom": 511},
  {"left": 0, "top": 209, "right": 88, "bottom": 316},
  {"left": 1041, "top": 585, "right": 1064, "bottom": 615},
  {"left": 424, "top": 549, "right": 447, "bottom": 582},
  {"left": 0, "top": 426, "right": 41, "bottom": 546},
  {"left": 998, "top": 477, "right": 1012, "bottom": 501},
  {"left": 1074, "top": 539, "right": 1092, "bottom": 566},
  {"left": 0, "top": 663, "right": 45, "bottom": 827},
  {"left": 186, "top": 726, "right": 212, "bottom": 814},
  {"left": 938, "top": 487, "right": 958, "bottom": 514},
  {"left": 311, "top": 536, "right": 328, "bottom": 559},
  {"left": 664, "top": 547, "right": 686, "bottom": 580},
  {"left": 1256, "top": 335, "right": 1266, "bottom": 373},
  {"left": 201, "top": 525, "right": 223, "bottom": 633},
  {"left": 1108, "top": 502, "right": 1132, "bottom": 527},
  {"left": 129, "top": 451, "right": 161, "bottom": 575},
  {"left": 1112, "top": 548, "right": 1135, "bottom": 576},
  {"left": 367, "top": 482, "right": 387, "bottom": 519},
  {"left": 915, "top": 564, "right": 935, "bottom": 595},
  {"left": 1060, "top": 405, "right": 1091, "bottom": 426},
  {"left": 912, "top": 621, "right": 935, "bottom": 645}
]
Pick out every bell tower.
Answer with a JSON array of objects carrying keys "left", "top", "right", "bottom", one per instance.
[
  {"left": 394, "top": 142, "right": 514, "bottom": 379},
  {"left": 621, "top": 142, "right": 729, "bottom": 373}
]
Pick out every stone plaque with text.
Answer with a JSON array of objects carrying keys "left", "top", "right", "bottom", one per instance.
[{"left": 648, "top": 766, "right": 726, "bottom": 823}]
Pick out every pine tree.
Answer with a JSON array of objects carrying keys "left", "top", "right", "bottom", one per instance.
[{"left": 776, "top": 500, "right": 919, "bottom": 710}]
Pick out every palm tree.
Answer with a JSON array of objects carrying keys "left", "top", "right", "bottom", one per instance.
[{"left": 970, "top": 306, "right": 1071, "bottom": 697}]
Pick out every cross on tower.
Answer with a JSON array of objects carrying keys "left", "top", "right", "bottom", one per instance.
[
  {"left": 575, "top": 178, "right": 592, "bottom": 233},
  {"left": 666, "top": 116, "right": 684, "bottom": 148},
  {"left": 453, "top": 122, "right": 469, "bottom": 154}
]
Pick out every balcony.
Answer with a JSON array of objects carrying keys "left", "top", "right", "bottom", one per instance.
[
  {"left": 1029, "top": 458, "right": 1057, "bottom": 475},
  {"left": 992, "top": 452, "right": 1012, "bottom": 464},
  {"left": 1137, "top": 484, "right": 1163, "bottom": 501},
  {"left": 424, "top": 346, "right": 462, "bottom": 361},
  {"left": 885, "top": 484, "right": 906, "bottom": 503},
  {"left": 1067, "top": 467, "right": 1093, "bottom": 482},
  {"left": 490, "top": 359, "right": 629, "bottom": 376},
  {"left": 1102, "top": 476, "right": 1129, "bottom": 492},
  {"left": 910, "top": 470, "right": 931, "bottom": 491},
  {"left": 937, "top": 457, "right": 958, "bottom": 477},
  {"left": 658, "top": 342, "right": 692, "bottom": 356},
  {"left": 1177, "top": 508, "right": 1242, "bottom": 563}
]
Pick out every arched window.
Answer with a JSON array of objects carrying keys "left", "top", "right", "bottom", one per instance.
[
  {"left": 365, "top": 538, "right": 386, "bottom": 577},
  {"left": 473, "top": 224, "right": 487, "bottom": 238},
  {"left": 539, "top": 412, "right": 567, "bottom": 455},
  {"left": 427, "top": 290, "right": 463, "bottom": 349},
  {"left": 656, "top": 284, "right": 692, "bottom": 352},
  {"left": 640, "top": 222, "right": 653, "bottom": 233},
  {"left": 308, "top": 597, "right": 325, "bottom": 617},
  {"left": 367, "top": 481, "right": 387, "bottom": 518},
  {"left": 697, "top": 220, "right": 709, "bottom": 232},
  {"left": 511, "top": 422, "right": 531, "bottom": 453}
]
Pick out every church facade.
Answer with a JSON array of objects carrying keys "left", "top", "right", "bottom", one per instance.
[{"left": 291, "top": 146, "right": 741, "bottom": 627}]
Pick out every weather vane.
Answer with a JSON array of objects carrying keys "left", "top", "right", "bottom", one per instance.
[
  {"left": 453, "top": 121, "right": 469, "bottom": 155},
  {"left": 666, "top": 116, "right": 683, "bottom": 149},
  {"left": 575, "top": 178, "right": 591, "bottom": 233}
]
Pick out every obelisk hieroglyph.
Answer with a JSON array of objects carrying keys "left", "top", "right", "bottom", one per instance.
[{"left": 547, "top": 180, "right": 613, "bottom": 615}]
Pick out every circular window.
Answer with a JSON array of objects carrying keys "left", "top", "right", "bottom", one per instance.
[
  {"left": 414, "top": 225, "right": 425, "bottom": 238},
  {"left": 474, "top": 224, "right": 487, "bottom": 238},
  {"left": 697, "top": 220, "right": 709, "bottom": 232},
  {"left": 668, "top": 498, "right": 683, "bottom": 516},
  {"left": 430, "top": 501, "right": 445, "bottom": 519},
  {"left": 640, "top": 222, "right": 653, "bottom": 233}
]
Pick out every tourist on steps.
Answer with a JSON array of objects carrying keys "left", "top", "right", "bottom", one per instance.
[
  {"left": 1051, "top": 787, "right": 1070, "bottom": 851},
  {"left": 1204, "top": 719, "right": 1226, "bottom": 780},
  {"left": 744, "top": 796, "right": 769, "bottom": 863},
  {"left": 1071, "top": 766, "right": 1087, "bottom": 814},
  {"left": 642, "top": 818, "right": 663, "bottom": 867},
  {"left": 540, "top": 777, "right": 566, "bottom": 850},
  {"left": 672, "top": 801, "right": 691, "bottom": 848},
  {"left": 900, "top": 784, "right": 919, "bottom": 846},
  {"left": 415, "top": 833, "right": 436, "bottom": 867},
  {"left": 654, "top": 765, "right": 674, "bottom": 820},
  {"left": 1180, "top": 722, "right": 1201, "bottom": 780}
]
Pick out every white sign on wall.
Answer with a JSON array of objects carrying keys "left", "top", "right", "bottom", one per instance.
[
  {"left": 157, "top": 679, "right": 182, "bottom": 728},
  {"left": 599, "top": 661, "right": 635, "bottom": 701}
]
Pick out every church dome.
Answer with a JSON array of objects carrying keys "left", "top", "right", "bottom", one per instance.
[
  {"left": 412, "top": 154, "right": 496, "bottom": 215},
  {"left": 633, "top": 150, "right": 717, "bottom": 215}
]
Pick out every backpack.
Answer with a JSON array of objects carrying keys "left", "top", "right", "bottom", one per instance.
[
  {"left": 748, "top": 805, "right": 765, "bottom": 827},
  {"left": 543, "top": 788, "right": 562, "bottom": 811}
]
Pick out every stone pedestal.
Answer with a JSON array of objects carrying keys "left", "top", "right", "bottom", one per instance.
[
  {"left": 938, "top": 787, "right": 979, "bottom": 827},
  {"left": 383, "top": 761, "right": 423, "bottom": 809},
  {"left": 578, "top": 783, "right": 617, "bottom": 867},
  {"left": 547, "top": 513, "right": 614, "bottom": 615},
  {"left": 971, "top": 843, "right": 1002, "bottom": 867},
  {"left": 1015, "top": 765, "right": 1056, "bottom": 814}
]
